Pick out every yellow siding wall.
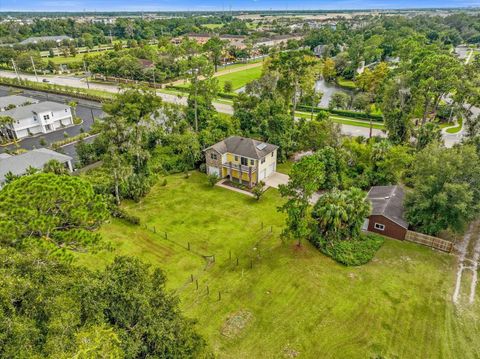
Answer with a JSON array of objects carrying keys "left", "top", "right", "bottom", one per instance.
[{"left": 225, "top": 169, "right": 257, "bottom": 183}]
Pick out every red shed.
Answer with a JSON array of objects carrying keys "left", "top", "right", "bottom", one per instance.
[{"left": 366, "top": 185, "right": 408, "bottom": 240}]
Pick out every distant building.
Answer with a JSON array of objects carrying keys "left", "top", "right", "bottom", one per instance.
[
  {"left": 171, "top": 33, "right": 246, "bottom": 49},
  {"left": 366, "top": 185, "right": 408, "bottom": 240},
  {"left": 0, "top": 95, "right": 39, "bottom": 111},
  {"left": 1, "top": 101, "right": 73, "bottom": 140},
  {"left": 254, "top": 35, "right": 303, "bottom": 48},
  {"left": 0, "top": 148, "right": 73, "bottom": 187},
  {"left": 20, "top": 35, "right": 73, "bottom": 45},
  {"left": 204, "top": 136, "right": 278, "bottom": 187}
]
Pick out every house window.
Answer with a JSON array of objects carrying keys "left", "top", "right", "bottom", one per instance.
[
  {"left": 271, "top": 152, "right": 274, "bottom": 157},
  {"left": 45, "top": 124, "right": 52, "bottom": 131},
  {"left": 43, "top": 115, "right": 50, "bottom": 120},
  {"left": 210, "top": 153, "right": 217, "bottom": 160},
  {"left": 235, "top": 155, "right": 238, "bottom": 161},
  {"left": 261, "top": 157, "right": 266, "bottom": 164},
  {"left": 241, "top": 157, "right": 248, "bottom": 166},
  {"left": 374, "top": 223, "right": 385, "bottom": 231},
  {"left": 250, "top": 159, "right": 254, "bottom": 166}
]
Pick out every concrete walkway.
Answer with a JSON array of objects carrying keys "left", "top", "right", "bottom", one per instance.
[
  {"left": 215, "top": 179, "right": 254, "bottom": 197},
  {"left": 264, "top": 172, "right": 289, "bottom": 189}
]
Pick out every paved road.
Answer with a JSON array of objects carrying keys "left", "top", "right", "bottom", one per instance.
[{"left": 1, "top": 70, "right": 384, "bottom": 139}]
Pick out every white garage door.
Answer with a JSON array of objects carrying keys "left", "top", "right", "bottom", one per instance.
[
  {"left": 267, "top": 162, "right": 276, "bottom": 176},
  {"left": 208, "top": 166, "right": 220, "bottom": 176},
  {"left": 259, "top": 169, "right": 267, "bottom": 181}
]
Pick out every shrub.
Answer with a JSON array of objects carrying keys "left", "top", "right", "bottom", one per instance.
[
  {"left": 207, "top": 173, "right": 219, "bottom": 187},
  {"left": 198, "top": 163, "right": 207, "bottom": 173},
  {"left": 160, "top": 178, "right": 167, "bottom": 186},
  {"left": 112, "top": 207, "right": 140, "bottom": 225},
  {"left": 39, "top": 138, "right": 47, "bottom": 146},
  {"left": 252, "top": 181, "right": 266, "bottom": 200},
  {"left": 310, "top": 233, "right": 385, "bottom": 266},
  {"left": 223, "top": 80, "right": 233, "bottom": 93}
]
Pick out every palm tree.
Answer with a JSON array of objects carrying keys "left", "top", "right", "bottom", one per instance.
[
  {"left": 68, "top": 101, "right": 78, "bottom": 119},
  {"left": 0, "top": 115, "right": 14, "bottom": 143}
]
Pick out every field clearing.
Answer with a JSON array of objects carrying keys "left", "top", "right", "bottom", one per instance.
[
  {"left": 77, "top": 172, "right": 480, "bottom": 358},
  {"left": 203, "top": 23, "right": 224, "bottom": 29},
  {"left": 215, "top": 65, "right": 263, "bottom": 91},
  {"left": 49, "top": 50, "right": 108, "bottom": 65}
]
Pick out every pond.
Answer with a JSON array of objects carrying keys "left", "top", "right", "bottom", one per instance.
[{"left": 315, "top": 78, "right": 353, "bottom": 108}]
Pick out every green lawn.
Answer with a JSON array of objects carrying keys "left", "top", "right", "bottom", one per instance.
[
  {"left": 446, "top": 117, "right": 463, "bottom": 134},
  {"left": 77, "top": 172, "right": 480, "bottom": 358},
  {"left": 296, "top": 111, "right": 385, "bottom": 130},
  {"left": 47, "top": 50, "right": 110, "bottom": 65},
  {"left": 203, "top": 23, "right": 224, "bottom": 29},
  {"left": 337, "top": 77, "right": 357, "bottom": 89},
  {"left": 216, "top": 65, "right": 263, "bottom": 91}
]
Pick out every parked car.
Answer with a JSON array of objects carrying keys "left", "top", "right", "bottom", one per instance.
[{"left": 42, "top": 79, "right": 49, "bottom": 83}]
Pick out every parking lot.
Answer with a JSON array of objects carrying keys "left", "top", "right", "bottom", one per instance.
[{"left": 0, "top": 85, "right": 104, "bottom": 153}]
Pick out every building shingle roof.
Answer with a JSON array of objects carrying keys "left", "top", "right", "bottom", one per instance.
[
  {"left": 367, "top": 185, "right": 408, "bottom": 229},
  {"left": 2, "top": 101, "right": 70, "bottom": 120},
  {"left": 205, "top": 136, "right": 278, "bottom": 160},
  {"left": 0, "top": 95, "right": 39, "bottom": 110},
  {"left": 0, "top": 148, "right": 72, "bottom": 184}
]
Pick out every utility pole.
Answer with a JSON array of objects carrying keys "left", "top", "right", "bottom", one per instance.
[
  {"left": 30, "top": 56, "right": 39, "bottom": 82},
  {"left": 83, "top": 61, "right": 90, "bottom": 89},
  {"left": 152, "top": 66, "right": 156, "bottom": 89},
  {"left": 11, "top": 59, "right": 20, "bottom": 82},
  {"left": 109, "top": 29, "right": 113, "bottom": 44}
]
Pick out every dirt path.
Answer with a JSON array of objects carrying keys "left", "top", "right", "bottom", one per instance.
[
  {"left": 166, "top": 61, "right": 263, "bottom": 87},
  {"left": 453, "top": 221, "right": 480, "bottom": 305}
]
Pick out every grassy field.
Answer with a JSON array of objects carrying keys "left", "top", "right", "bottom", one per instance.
[
  {"left": 337, "top": 77, "right": 357, "bottom": 89},
  {"left": 203, "top": 23, "right": 224, "bottom": 29},
  {"left": 77, "top": 172, "right": 480, "bottom": 358},
  {"left": 47, "top": 49, "right": 110, "bottom": 65},
  {"left": 216, "top": 65, "right": 263, "bottom": 91}
]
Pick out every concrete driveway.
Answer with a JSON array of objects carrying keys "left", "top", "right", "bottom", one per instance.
[{"left": 264, "top": 172, "right": 290, "bottom": 189}]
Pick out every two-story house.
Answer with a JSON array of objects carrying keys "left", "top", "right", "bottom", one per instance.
[
  {"left": 204, "top": 136, "right": 278, "bottom": 187},
  {"left": 2, "top": 101, "right": 73, "bottom": 139}
]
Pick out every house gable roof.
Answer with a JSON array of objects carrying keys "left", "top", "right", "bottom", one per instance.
[
  {"left": 367, "top": 185, "right": 408, "bottom": 229},
  {"left": 0, "top": 148, "right": 72, "bottom": 184},
  {"left": 205, "top": 136, "right": 278, "bottom": 160},
  {"left": 2, "top": 101, "right": 70, "bottom": 120},
  {"left": 0, "top": 95, "right": 39, "bottom": 110}
]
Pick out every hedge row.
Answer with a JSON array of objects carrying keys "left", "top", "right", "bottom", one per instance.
[
  {"left": 164, "top": 85, "right": 384, "bottom": 122},
  {"left": 297, "top": 104, "right": 384, "bottom": 122}
]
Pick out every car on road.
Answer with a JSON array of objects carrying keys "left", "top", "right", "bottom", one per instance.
[{"left": 42, "top": 79, "right": 49, "bottom": 83}]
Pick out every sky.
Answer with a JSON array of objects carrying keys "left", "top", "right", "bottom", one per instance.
[{"left": 1, "top": 0, "right": 480, "bottom": 12}]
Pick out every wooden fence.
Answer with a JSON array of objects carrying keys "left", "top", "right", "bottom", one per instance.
[{"left": 405, "top": 230, "right": 454, "bottom": 253}]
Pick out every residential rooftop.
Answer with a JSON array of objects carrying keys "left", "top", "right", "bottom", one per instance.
[
  {"left": 0, "top": 148, "right": 72, "bottom": 184},
  {"left": 205, "top": 136, "right": 278, "bottom": 160},
  {"left": 2, "top": 101, "right": 70, "bottom": 120},
  {"left": 0, "top": 95, "right": 39, "bottom": 110},
  {"left": 367, "top": 185, "right": 408, "bottom": 228},
  {"left": 20, "top": 35, "right": 73, "bottom": 44}
]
